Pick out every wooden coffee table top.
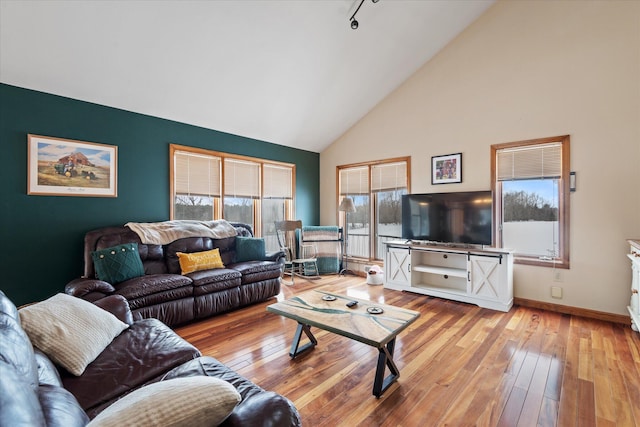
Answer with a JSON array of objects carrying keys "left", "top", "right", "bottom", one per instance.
[{"left": 266, "top": 290, "right": 420, "bottom": 348}]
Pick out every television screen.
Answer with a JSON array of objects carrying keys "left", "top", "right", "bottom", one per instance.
[{"left": 401, "top": 191, "right": 493, "bottom": 245}]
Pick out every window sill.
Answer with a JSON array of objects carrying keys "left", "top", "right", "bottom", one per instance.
[{"left": 514, "top": 256, "right": 569, "bottom": 269}]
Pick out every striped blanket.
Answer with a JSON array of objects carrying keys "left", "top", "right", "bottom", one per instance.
[
  {"left": 125, "top": 219, "right": 237, "bottom": 245},
  {"left": 302, "top": 226, "right": 341, "bottom": 274}
]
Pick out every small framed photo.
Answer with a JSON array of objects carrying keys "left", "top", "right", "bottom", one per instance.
[
  {"left": 432, "top": 152, "right": 462, "bottom": 184},
  {"left": 28, "top": 134, "right": 117, "bottom": 197}
]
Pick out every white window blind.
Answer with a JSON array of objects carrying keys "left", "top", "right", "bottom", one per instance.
[
  {"left": 224, "top": 158, "right": 260, "bottom": 198},
  {"left": 263, "top": 164, "right": 292, "bottom": 199},
  {"left": 497, "top": 143, "right": 562, "bottom": 181},
  {"left": 340, "top": 166, "right": 369, "bottom": 195},
  {"left": 174, "top": 151, "right": 221, "bottom": 196},
  {"left": 371, "top": 162, "right": 407, "bottom": 191}
]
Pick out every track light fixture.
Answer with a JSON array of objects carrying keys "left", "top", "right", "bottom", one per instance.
[{"left": 349, "top": 0, "right": 379, "bottom": 30}]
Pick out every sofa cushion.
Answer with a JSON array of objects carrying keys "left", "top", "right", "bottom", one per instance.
[
  {"left": 92, "top": 243, "right": 145, "bottom": 284},
  {"left": 18, "top": 293, "right": 129, "bottom": 376},
  {"left": 62, "top": 318, "right": 200, "bottom": 412},
  {"left": 235, "top": 236, "right": 266, "bottom": 262},
  {"left": 230, "top": 261, "right": 283, "bottom": 285},
  {"left": 87, "top": 377, "right": 240, "bottom": 427},
  {"left": 177, "top": 248, "right": 225, "bottom": 274},
  {"left": 164, "top": 356, "right": 302, "bottom": 427},
  {"left": 113, "top": 273, "right": 192, "bottom": 302},
  {"left": 38, "top": 384, "right": 90, "bottom": 427},
  {"left": 188, "top": 268, "right": 242, "bottom": 292}
]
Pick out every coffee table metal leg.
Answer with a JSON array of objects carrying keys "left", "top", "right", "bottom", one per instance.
[
  {"left": 289, "top": 323, "right": 317, "bottom": 358},
  {"left": 372, "top": 337, "right": 399, "bottom": 398}
]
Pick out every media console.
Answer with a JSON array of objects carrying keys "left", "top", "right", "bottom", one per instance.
[{"left": 384, "top": 240, "right": 514, "bottom": 312}]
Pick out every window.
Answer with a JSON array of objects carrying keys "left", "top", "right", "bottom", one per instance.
[
  {"left": 491, "top": 135, "right": 570, "bottom": 268},
  {"left": 338, "top": 158, "right": 410, "bottom": 261},
  {"left": 170, "top": 144, "right": 294, "bottom": 251}
]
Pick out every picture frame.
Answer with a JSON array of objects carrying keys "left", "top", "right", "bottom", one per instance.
[
  {"left": 28, "top": 134, "right": 118, "bottom": 197},
  {"left": 431, "top": 152, "right": 462, "bottom": 185}
]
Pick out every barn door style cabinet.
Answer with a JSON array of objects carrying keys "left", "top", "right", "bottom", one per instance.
[
  {"left": 628, "top": 240, "right": 640, "bottom": 332},
  {"left": 384, "top": 241, "right": 514, "bottom": 312}
]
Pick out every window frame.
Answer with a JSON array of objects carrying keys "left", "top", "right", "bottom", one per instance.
[
  {"left": 491, "top": 135, "right": 570, "bottom": 269},
  {"left": 337, "top": 156, "right": 411, "bottom": 261},
  {"left": 169, "top": 144, "right": 295, "bottom": 237}
]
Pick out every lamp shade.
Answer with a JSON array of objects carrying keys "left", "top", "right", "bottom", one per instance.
[{"left": 338, "top": 197, "right": 356, "bottom": 213}]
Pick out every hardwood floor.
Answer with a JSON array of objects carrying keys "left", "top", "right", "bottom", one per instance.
[{"left": 175, "top": 275, "right": 640, "bottom": 426}]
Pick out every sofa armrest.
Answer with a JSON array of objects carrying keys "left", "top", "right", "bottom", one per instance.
[
  {"left": 264, "top": 250, "right": 285, "bottom": 264},
  {"left": 65, "top": 278, "right": 115, "bottom": 302},
  {"left": 93, "top": 295, "right": 134, "bottom": 325}
]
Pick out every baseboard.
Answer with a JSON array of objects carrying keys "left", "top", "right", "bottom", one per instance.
[{"left": 514, "top": 297, "right": 630, "bottom": 325}]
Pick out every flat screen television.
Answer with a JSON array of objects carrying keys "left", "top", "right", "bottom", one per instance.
[{"left": 401, "top": 191, "right": 493, "bottom": 246}]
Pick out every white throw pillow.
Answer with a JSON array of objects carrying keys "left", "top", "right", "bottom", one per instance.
[
  {"left": 87, "top": 377, "right": 242, "bottom": 427},
  {"left": 18, "top": 293, "right": 128, "bottom": 376}
]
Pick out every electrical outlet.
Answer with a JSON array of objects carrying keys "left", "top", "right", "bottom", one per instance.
[
  {"left": 551, "top": 286, "right": 563, "bottom": 299},
  {"left": 553, "top": 270, "right": 563, "bottom": 282}
]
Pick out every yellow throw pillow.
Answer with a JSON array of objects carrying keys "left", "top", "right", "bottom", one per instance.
[{"left": 177, "top": 248, "right": 225, "bottom": 274}]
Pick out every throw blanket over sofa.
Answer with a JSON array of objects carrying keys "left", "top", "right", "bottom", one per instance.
[
  {"left": 302, "top": 226, "right": 341, "bottom": 274},
  {"left": 66, "top": 221, "right": 285, "bottom": 327}
]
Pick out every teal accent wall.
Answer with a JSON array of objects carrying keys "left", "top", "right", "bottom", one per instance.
[{"left": 0, "top": 84, "right": 320, "bottom": 306}]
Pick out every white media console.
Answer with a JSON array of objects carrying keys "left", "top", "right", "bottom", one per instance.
[{"left": 384, "top": 240, "right": 514, "bottom": 312}]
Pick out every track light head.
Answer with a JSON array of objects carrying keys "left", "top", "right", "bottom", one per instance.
[{"left": 349, "top": 0, "right": 378, "bottom": 30}]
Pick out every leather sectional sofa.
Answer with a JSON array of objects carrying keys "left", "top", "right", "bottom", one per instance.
[
  {"left": 0, "top": 290, "right": 301, "bottom": 426},
  {"left": 65, "top": 221, "right": 285, "bottom": 327}
]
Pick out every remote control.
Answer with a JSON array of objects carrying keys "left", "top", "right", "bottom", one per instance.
[{"left": 346, "top": 300, "right": 358, "bottom": 308}]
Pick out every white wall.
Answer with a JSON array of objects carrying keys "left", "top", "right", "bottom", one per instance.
[{"left": 320, "top": 0, "right": 640, "bottom": 316}]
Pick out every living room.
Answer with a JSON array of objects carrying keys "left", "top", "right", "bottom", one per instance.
[{"left": 1, "top": 0, "right": 638, "bottom": 425}]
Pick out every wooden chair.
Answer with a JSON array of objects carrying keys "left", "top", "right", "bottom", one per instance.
[{"left": 275, "top": 220, "right": 320, "bottom": 285}]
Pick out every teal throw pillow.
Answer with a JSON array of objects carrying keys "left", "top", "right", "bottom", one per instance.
[
  {"left": 235, "top": 236, "right": 266, "bottom": 262},
  {"left": 92, "top": 243, "right": 145, "bottom": 284}
]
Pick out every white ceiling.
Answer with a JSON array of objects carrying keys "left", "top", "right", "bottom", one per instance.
[{"left": 0, "top": 0, "right": 494, "bottom": 153}]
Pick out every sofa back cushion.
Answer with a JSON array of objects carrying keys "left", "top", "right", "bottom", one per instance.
[{"left": 85, "top": 226, "right": 167, "bottom": 278}]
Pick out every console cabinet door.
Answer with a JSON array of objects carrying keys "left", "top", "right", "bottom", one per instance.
[
  {"left": 468, "top": 255, "right": 505, "bottom": 302},
  {"left": 386, "top": 247, "right": 411, "bottom": 288}
]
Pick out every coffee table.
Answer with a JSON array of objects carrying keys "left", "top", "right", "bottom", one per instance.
[{"left": 266, "top": 290, "right": 420, "bottom": 397}]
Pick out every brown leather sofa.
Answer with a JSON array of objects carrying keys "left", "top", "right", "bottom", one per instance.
[
  {"left": 65, "top": 222, "right": 285, "bottom": 327},
  {"left": 0, "top": 290, "right": 301, "bottom": 426}
]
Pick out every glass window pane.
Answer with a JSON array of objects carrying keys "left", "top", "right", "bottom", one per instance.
[
  {"left": 174, "top": 195, "right": 215, "bottom": 220},
  {"left": 375, "top": 189, "right": 406, "bottom": 259},
  {"left": 348, "top": 195, "right": 370, "bottom": 258},
  {"left": 262, "top": 199, "right": 286, "bottom": 252},
  {"left": 502, "top": 179, "right": 559, "bottom": 258},
  {"left": 223, "top": 196, "right": 253, "bottom": 226}
]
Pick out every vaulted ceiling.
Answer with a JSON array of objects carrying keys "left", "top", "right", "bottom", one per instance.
[{"left": 0, "top": 0, "right": 494, "bottom": 153}]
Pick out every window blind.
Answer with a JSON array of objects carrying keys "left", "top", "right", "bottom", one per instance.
[
  {"left": 174, "top": 151, "right": 221, "bottom": 197},
  {"left": 497, "top": 143, "right": 562, "bottom": 181},
  {"left": 371, "top": 161, "right": 407, "bottom": 191},
  {"left": 224, "top": 158, "right": 260, "bottom": 198},
  {"left": 263, "top": 164, "right": 292, "bottom": 199},
  {"left": 340, "top": 166, "right": 369, "bottom": 195}
]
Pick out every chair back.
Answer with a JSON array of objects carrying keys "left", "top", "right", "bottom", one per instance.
[{"left": 275, "top": 220, "right": 303, "bottom": 261}]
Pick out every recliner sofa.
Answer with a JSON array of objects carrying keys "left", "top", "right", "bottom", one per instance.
[
  {"left": 0, "top": 290, "right": 301, "bottom": 426},
  {"left": 65, "top": 221, "right": 285, "bottom": 327}
]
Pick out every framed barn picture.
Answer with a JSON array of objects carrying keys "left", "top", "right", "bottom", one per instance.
[{"left": 27, "top": 134, "right": 117, "bottom": 197}]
